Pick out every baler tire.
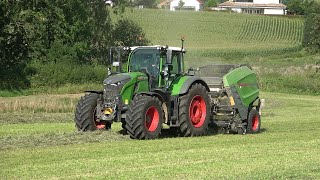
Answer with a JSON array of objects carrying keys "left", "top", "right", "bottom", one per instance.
[
  {"left": 247, "top": 108, "right": 261, "bottom": 134},
  {"left": 74, "top": 93, "right": 105, "bottom": 131},
  {"left": 178, "top": 83, "right": 210, "bottom": 137},
  {"left": 125, "top": 95, "right": 163, "bottom": 139}
]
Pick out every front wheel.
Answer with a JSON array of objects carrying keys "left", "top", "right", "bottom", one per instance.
[
  {"left": 246, "top": 108, "right": 261, "bottom": 134},
  {"left": 74, "top": 93, "right": 109, "bottom": 131},
  {"left": 178, "top": 83, "right": 210, "bottom": 136},
  {"left": 125, "top": 95, "right": 164, "bottom": 139}
]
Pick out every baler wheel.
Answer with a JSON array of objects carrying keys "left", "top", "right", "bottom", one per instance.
[
  {"left": 178, "top": 83, "right": 210, "bottom": 136},
  {"left": 246, "top": 108, "right": 261, "bottom": 134},
  {"left": 125, "top": 95, "right": 164, "bottom": 139}
]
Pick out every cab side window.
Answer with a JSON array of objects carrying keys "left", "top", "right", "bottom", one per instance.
[{"left": 171, "top": 52, "right": 181, "bottom": 74}]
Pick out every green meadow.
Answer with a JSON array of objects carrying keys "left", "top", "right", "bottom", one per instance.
[{"left": 1, "top": 92, "right": 320, "bottom": 179}]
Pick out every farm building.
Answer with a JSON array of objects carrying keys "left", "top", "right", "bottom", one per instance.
[
  {"left": 169, "top": 0, "right": 203, "bottom": 11},
  {"left": 105, "top": 0, "right": 113, "bottom": 7},
  {"left": 218, "top": 0, "right": 287, "bottom": 15}
]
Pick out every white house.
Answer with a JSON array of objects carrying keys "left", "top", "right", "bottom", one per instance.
[
  {"left": 218, "top": 0, "right": 286, "bottom": 15},
  {"left": 170, "top": 0, "right": 203, "bottom": 11},
  {"left": 106, "top": 0, "right": 114, "bottom": 7}
]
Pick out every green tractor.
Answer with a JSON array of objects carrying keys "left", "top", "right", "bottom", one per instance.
[{"left": 74, "top": 42, "right": 263, "bottom": 139}]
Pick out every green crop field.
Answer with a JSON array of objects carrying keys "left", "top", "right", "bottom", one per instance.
[
  {"left": 1, "top": 92, "right": 320, "bottom": 179},
  {"left": 119, "top": 9, "right": 304, "bottom": 60}
]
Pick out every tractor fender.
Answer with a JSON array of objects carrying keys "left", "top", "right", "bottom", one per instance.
[
  {"left": 136, "top": 91, "right": 166, "bottom": 104},
  {"left": 85, "top": 90, "right": 103, "bottom": 94},
  {"left": 251, "top": 97, "right": 264, "bottom": 115},
  {"left": 136, "top": 90, "right": 170, "bottom": 124},
  {"left": 179, "top": 76, "right": 210, "bottom": 95}
]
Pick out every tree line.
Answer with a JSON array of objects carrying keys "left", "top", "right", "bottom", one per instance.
[
  {"left": 0, "top": 0, "right": 149, "bottom": 89},
  {"left": 285, "top": 0, "right": 320, "bottom": 52}
]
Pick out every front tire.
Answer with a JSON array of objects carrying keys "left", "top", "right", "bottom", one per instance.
[
  {"left": 246, "top": 108, "right": 261, "bottom": 134},
  {"left": 125, "top": 95, "right": 164, "bottom": 139},
  {"left": 74, "top": 93, "right": 108, "bottom": 131},
  {"left": 178, "top": 83, "right": 210, "bottom": 136}
]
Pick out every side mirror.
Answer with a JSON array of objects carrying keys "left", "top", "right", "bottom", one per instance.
[
  {"left": 166, "top": 50, "right": 172, "bottom": 64},
  {"left": 188, "top": 68, "right": 195, "bottom": 76}
]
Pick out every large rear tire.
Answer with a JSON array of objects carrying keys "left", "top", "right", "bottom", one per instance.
[
  {"left": 246, "top": 108, "right": 261, "bottom": 134},
  {"left": 178, "top": 83, "right": 210, "bottom": 136},
  {"left": 74, "top": 93, "right": 108, "bottom": 131},
  {"left": 125, "top": 95, "right": 164, "bottom": 139}
]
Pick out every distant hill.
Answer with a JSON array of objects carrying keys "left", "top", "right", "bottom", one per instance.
[{"left": 120, "top": 9, "right": 304, "bottom": 61}]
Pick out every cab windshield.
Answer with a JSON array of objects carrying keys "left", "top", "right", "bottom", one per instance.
[
  {"left": 130, "top": 48, "right": 161, "bottom": 75},
  {"left": 129, "top": 48, "right": 164, "bottom": 88}
]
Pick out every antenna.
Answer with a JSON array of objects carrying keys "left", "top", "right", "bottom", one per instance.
[{"left": 181, "top": 36, "right": 185, "bottom": 50}]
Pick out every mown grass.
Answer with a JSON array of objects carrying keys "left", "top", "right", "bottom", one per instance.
[
  {"left": 0, "top": 112, "right": 72, "bottom": 124},
  {"left": 0, "top": 83, "right": 102, "bottom": 97},
  {"left": 0, "top": 92, "right": 320, "bottom": 179},
  {"left": 0, "top": 94, "right": 82, "bottom": 113}
]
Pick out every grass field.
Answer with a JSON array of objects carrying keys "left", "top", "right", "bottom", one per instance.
[
  {"left": 1, "top": 7, "right": 320, "bottom": 179},
  {"left": 1, "top": 92, "right": 320, "bottom": 179}
]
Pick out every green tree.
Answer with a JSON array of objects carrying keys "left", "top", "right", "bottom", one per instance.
[
  {"left": 310, "top": 14, "right": 320, "bottom": 51},
  {"left": 133, "top": 0, "right": 156, "bottom": 8},
  {"left": 304, "top": 13, "right": 320, "bottom": 52},
  {"left": 0, "top": 0, "right": 149, "bottom": 89},
  {"left": 0, "top": 0, "right": 31, "bottom": 89},
  {"left": 17, "top": 0, "right": 114, "bottom": 64},
  {"left": 287, "top": 0, "right": 304, "bottom": 15},
  {"left": 113, "top": 18, "right": 150, "bottom": 47},
  {"left": 205, "top": 0, "right": 218, "bottom": 7},
  {"left": 178, "top": 0, "right": 185, "bottom": 10},
  {"left": 286, "top": 0, "right": 320, "bottom": 15}
]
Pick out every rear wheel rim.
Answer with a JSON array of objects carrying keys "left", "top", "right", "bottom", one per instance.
[
  {"left": 93, "top": 108, "right": 106, "bottom": 129},
  {"left": 252, "top": 114, "right": 259, "bottom": 131},
  {"left": 189, "top": 95, "right": 206, "bottom": 128},
  {"left": 145, "top": 106, "right": 160, "bottom": 132}
]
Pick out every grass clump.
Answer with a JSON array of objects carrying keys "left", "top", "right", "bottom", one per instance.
[{"left": 0, "top": 131, "right": 129, "bottom": 150}]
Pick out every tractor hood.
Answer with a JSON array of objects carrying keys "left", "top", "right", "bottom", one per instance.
[
  {"left": 103, "top": 74, "right": 132, "bottom": 85},
  {"left": 103, "top": 72, "right": 147, "bottom": 101},
  {"left": 103, "top": 74, "right": 132, "bottom": 100}
]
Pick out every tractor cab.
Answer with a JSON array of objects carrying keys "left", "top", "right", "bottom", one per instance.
[
  {"left": 107, "top": 45, "right": 186, "bottom": 90},
  {"left": 128, "top": 46, "right": 185, "bottom": 89}
]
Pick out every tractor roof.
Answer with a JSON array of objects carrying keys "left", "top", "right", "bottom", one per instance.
[{"left": 130, "top": 45, "right": 186, "bottom": 52}]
